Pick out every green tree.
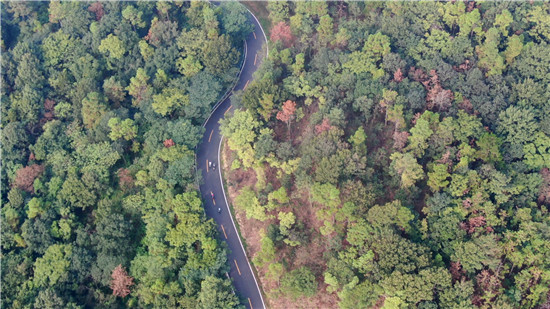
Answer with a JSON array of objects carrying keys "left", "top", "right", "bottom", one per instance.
[
  {"left": 338, "top": 279, "right": 378, "bottom": 309},
  {"left": 34, "top": 244, "right": 73, "bottom": 287},
  {"left": 390, "top": 152, "right": 425, "bottom": 188},
  {"left": 152, "top": 88, "right": 189, "bottom": 116},
  {"left": 427, "top": 164, "right": 450, "bottom": 192},
  {"left": 476, "top": 28, "right": 505, "bottom": 76},
  {"left": 523, "top": 132, "right": 550, "bottom": 170},
  {"left": 497, "top": 106, "right": 538, "bottom": 145},
  {"left": 457, "top": 8, "right": 482, "bottom": 37},
  {"left": 349, "top": 127, "right": 367, "bottom": 155},
  {"left": 317, "top": 15, "right": 334, "bottom": 46},
  {"left": 138, "top": 40, "right": 154, "bottom": 60},
  {"left": 475, "top": 133, "right": 502, "bottom": 163},
  {"left": 220, "top": 110, "right": 259, "bottom": 168},
  {"left": 526, "top": 5, "right": 550, "bottom": 42},
  {"left": 451, "top": 235, "right": 501, "bottom": 274},
  {"left": 405, "top": 114, "right": 434, "bottom": 158},
  {"left": 268, "top": 1, "right": 290, "bottom": 23},
  {"left": 198, "top": 276, "right": 241, "bottom": 309},
  {"left": 202, "top": 34, "right": 240, "bottom": 75},
  {"left": 494, "top": 9, "right": 513, "bottom": 35},
  {"left": 310, "top": 182, "right": 340, "bottom": 208},
  {"left": 268, "top": 187, "right": 289, "bottom": 204},
  {"left": 343, "top": 32, "right": 391, "bottom": 79},
  {"left": 108, "top": 117, "right": 138, "bottom": 141},
  {"left": 81, "top": 92, "right": 107, "bottom": 130},
  {"left": 278, "top": 211, "right": 295, "bottom": 235},
  {"left": 42, "top": 30, "right": 78, "bottom": 69},
  {"left": 99, "top": 34, "right": 125, "bottom": 60},
  {"left": 176, "top": 55, "right": 203, "bottom": 77},
  {"left": 122, "top": 5, "right": 145, "bottom": 30},
  {"left": 127, "top": 68, "right": 152, "bottom": 106},
  {"left": 234, "top": 186, "right": 268, "bottom": 221},
  {"left": 253, "top": 232, "right": 276, "bottom": 267},
  {"left": 280, "top": 266, "right": 318, "bottom": 299},
  {"left": 219, "top": 2, "right": 254, "bottom": 42}
]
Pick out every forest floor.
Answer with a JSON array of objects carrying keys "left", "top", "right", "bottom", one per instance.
[{"left": 221, "top": 140, "right": 339, "bottom": 308}]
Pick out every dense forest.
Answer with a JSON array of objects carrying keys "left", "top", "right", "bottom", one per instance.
[
  {"left": 222, "top": 1, "right": 550, "bottom": 308},
  {"left": 1, "top": 1, "right": 253, "bottom": 307}
]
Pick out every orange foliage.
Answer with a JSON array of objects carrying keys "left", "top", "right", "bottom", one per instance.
[
  {"left": 276, "top": 100, "right": 296, "bottom": 124},
  {"left": 270, "top": 22, "right": 295, "bottom": 48},
  {"left": 163, "top": 138, "right": 175, "bottom": 148},
  {"left": 111, "top": 264, "right": 134, "bottom": 297},
  {"left": 88, "top": 2, "right": 104, "bottom": 21},
  {"left": 315, "top": 118, "right": 331, "bottom": 134},
  {"left": 393, "top": 68, "right": 404, "bottom": 82},
  {"left": 15, "top": 164, "right": 44, "bottom": 193}
]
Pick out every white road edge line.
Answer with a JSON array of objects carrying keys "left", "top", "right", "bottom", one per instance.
[
  {"left": 244, "top": 6, "right": 269, "bottom": 59},
  {"left": 228, "top": 11, "right": 269, "bottom": 308},
  {"left": 219, "top": 135, "right": 266, "bottom": 309},
  {"left": 198, "top": 6, "right": 269, "bottom": 309},
  {"left": 201, "top": 40, "right": 247, "bottom": 129}
]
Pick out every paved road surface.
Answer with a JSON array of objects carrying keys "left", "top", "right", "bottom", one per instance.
[{"left": 196, "top": 8, "right": 267, "bottom": 309}]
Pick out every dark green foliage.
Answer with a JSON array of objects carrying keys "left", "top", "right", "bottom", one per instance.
[
  {"left": 280, "top": 266, "right": 318, "bottom": 299},
  {"left": 1, "top": 2, "right": 246, "bottom": 308}
]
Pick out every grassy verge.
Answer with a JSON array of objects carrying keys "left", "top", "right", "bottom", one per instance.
[{"left": 240, "top": 1, "right": 272, "bottom": 36}]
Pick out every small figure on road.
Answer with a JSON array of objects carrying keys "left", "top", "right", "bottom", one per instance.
[
  {"left": 212, "top": 162, "right": 216, "bottom": 170},
  {"left": 209, "top": 161, "right": 212, "bottom": 168},
  {"left": 217, "top": 207, "right": 221, "bottom": 213}
]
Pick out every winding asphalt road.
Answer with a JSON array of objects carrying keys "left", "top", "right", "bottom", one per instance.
[{"left": 196, "top": 8, "right": 268, "bottom": 309}]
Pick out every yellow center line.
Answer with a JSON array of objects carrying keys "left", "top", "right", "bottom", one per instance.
[
  {"left": 221, "top": 224, "right": 228, "bottom": 239},
  {"left": 253, "top": 31, "right": 256, "bottom": 39},
  {"left": 254, "top": 53, "right": 257, "bottom": 66},
  {"left": 244, "top": 80, "right": 250, "bottom": 90},
  {"left": 248, "top": 298, "right": 253, "bottom": 309},
  {"left": 208, "top": 129, "right": 214, "bottom": 142},
  {"left": 206, "top": 159, "right": 209, "bottom": 173},
  {"left": 225, "top": 105, "right": 233, "bottom": 114},
  {"left": 234, "top": 260, "right": 241, "bottom": 275}
]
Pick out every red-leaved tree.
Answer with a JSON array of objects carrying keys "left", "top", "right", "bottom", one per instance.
[
  {"left": 449, "top": 261, "right": 465, "bottom": 282},
  {"left": 276, "top": 100, "right": 296, "bottom": 140},
  {"left": 163, "top": 138, "right": 175, "bottom": 148},
  {"left": 88, "top": 2, "right": 104, "bottom": 21},
  {"left": 270, "top": 22, "right": 295, "bottom": 48},
  {"left": 392, "top": 131, "right": 409, "bottom": 151},
  {"left": 15, "top": 164, "right": 44, "bottom": 193},
  {"left": 426, "top": 70, "right": 454, "bottom": 112},
  {"left": 117, "top": 168, "right": 134, "bottom": 192},
  {"left": 539, "top": 168, "right": 550, "bottom": 205},
  {"left": 111, "top": 264, "right": 134, "bottom": 297},
  {"left": 44, "top": 99, "right": 56, "bottom": 118},
  {"left": 315, "top": 118, "right": 331, "bottom": 134},
  {"left": 467, "top": 216, "right": 487, "bottom": 234},
  {"left": 393, "top": 68, "right": 404, "bottom": 82}
]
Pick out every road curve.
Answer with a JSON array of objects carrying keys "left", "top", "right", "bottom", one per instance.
[{"left": 196, "top": 8, "right": 268, "bottom": 309}]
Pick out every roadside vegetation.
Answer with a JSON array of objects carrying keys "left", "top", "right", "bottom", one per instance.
[{"left": 221, "top": 1, "right": 550, "bottom": 308}]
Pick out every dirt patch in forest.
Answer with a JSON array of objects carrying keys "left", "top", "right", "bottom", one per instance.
[
  {"left": 223, "top": 143, "right": 257, "bottom": 192},
  {"left": 271, "top": 286, "right": 338, "bottom": 309},
  {"left": 221, "top": 141, "right": 261, "bottom": 256},
  {"left": 221, "top": 139, "right": 339, "bottom": 308}
]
